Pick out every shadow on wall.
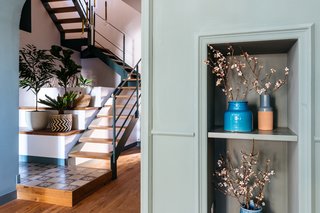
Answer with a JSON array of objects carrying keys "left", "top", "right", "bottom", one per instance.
[{"left": 81, "top": 58, "right": 121, "bottom": 88}]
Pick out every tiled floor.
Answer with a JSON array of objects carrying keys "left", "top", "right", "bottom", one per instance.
[{"left": 19, "top": 162, "right": 109, "bottom": 191}]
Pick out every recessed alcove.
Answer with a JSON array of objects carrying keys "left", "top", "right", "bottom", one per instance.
[{"left": 198, "top": 25, "right": 314, "bottom": 213}]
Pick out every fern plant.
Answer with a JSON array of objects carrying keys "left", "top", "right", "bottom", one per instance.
[
  {"left": 38, "top": 91, "right": 78, "bottom": 114},
  {"left": 19, "top": 44, "right": 55, "bottom": 111},
  {"left": 77, "top": 74, "right": 93, "bottom": 88},
  {"left": 50, "top": 45, "right": 81, "bottom": 94}
]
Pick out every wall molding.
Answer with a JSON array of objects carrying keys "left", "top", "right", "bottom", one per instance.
[
  {"left": 141, "top": 0, "right": 154, "bottom": 211},
  {"left": 0, "top": 190, "right": 16, "bottom": 206},
  {"left": 197, "top": 24, "right": 315, "bottom": 213},
  {"left": 151, "top": 130, "right": 195, "bottom": 137}
]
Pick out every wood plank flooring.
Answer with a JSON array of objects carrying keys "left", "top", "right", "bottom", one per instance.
[{"left": 0, "top": 147, "right": 140, "bottom": 213}]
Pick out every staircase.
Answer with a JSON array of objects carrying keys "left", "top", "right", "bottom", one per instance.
[
  {"left": 40, "top": 0, "right": 141, "bottom": 179},
  {"left": 70, "top": 72, "right": 141, "bottom": 179},
  {"left": 41, "top": 0, "right": 88, "bottom": 51},
  {"left": 41, "top": 0, "right": 133, "bottom": 78}
]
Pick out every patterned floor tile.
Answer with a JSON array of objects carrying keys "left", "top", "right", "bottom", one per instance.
[
  {"left": 62, "top": 185, "right": 79, "bottom": 191},
  {"left": 23, "top": 180, "right": 42, "bottom": 186},
  {"left": 70, "top": 180, "right": 89, "bottom": 187},
  {"left": 29, "top": 175, "right": 43, "bottom": 180},
  {"left": 68, "top": 175, "right": 85, "bottom": 180},
  {"left": 37, "top": 182, "right": 54, "bottom": 188},
  {"left": 46, "top": 172, "right": 61, "bottom": 177},
  {"left": 18, "top": 162, "right": 109, "bottom": 191},
  {"left": 49, "top": 183, "right": 67, "bottom": 190},
  {"left": 80, "top": 176, "right": 96, "bottom": 181}
]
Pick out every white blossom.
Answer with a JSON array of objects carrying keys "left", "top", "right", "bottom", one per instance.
[
  {"left": 216, "top": 78, "right": 222, "bottom": 86},
  {"left": 265, "top": 82, "right": 272, "bottom": 89}
]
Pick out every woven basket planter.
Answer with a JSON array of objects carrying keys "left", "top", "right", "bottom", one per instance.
[
  {"left": 49, "top": 114, "right": 72, "bottom": 132},
  {"left": 75, "top": 94, "right": 91, "bottom": 108}
]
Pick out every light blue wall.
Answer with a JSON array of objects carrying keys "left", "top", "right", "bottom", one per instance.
[
  {"left": 148, "top": 0, "right": 320, "bottom": 212},
  {"left": 0, "top": 0, "right": 24, "bottom": 198}
]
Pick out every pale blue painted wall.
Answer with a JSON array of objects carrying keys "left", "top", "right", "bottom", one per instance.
[
  {"left": 0, "top": 0, "right": 24, "bottom": 198},
  {"left": 149, "top": 0, "right": 320, "bottom": 212}
]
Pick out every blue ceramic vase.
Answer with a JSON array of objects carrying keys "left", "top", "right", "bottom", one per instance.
[
  {"left": 224, "top": 100, "right": 253, "bottom": 132},
  {"left": 240, "top": 206, "right": 262, "bottom": 213}
]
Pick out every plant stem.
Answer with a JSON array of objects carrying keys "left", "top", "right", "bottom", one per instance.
[{"left": 35, "top": 92, "right": 38, "bottom": 111}]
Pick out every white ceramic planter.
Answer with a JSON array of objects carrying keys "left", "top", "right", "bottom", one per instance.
[{"left": 25, "top": 111, "right": 49, "bottom": 130}]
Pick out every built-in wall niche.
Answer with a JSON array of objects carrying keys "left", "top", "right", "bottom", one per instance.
[
  {"left": 207, "top": 39, "right": 299, "bottom": 213},
  {"left": 208, "top": 39, "right": 298, "bottom": 136},
  {"left": 200, "top": 25, "right": 314, "bottom": 213}
]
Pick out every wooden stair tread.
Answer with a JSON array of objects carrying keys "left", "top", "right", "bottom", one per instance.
[
  {"left": 104, "top": 104, "right": 135, "bottom": 108},
  {"left": 97, "top": 115, "right": 133, "bottom": 118},
  {"left": 56, "top": 18, "right": 82, "bottom": 24},
  {"left": 88, "top": 125, "right": 126, "bottom": 130},
  {"left": 50, "top": 7, "right": 77, "bottom": 13},
  {"left": 69, "top": 151, "right": 112, "bottom": 160},
  {"left": 43, "top": 0, "right": 71, "bottom": 2},
  {"left": 125, "top": 79, "right": 141, "bottom": 81},
  {"left": 115, "top": 95, "right": 137, "bottom": 98},
  {"left": 19, "top": 106, "right": 99, "bottom": 110},
  {"left": 19, "top": 129, "right": 84, "bottom": 136},
  {"left": 63, "top": 28, "right": 88, "bottom": 33},
  {"left": 118, "top": 86, "right": 138, "bottom": 90},
  {"left": 79, "top": 137, "right": 116, "bottom": 144}
]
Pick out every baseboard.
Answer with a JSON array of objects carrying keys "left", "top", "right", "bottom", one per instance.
[
  {"left": 0, "top": 191, "right": 16, "bottom": 206},
  {"left": 19, "top": 155, "right": 67, "bottom": 166}
]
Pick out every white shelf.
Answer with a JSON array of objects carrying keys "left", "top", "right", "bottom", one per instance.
[{"left": 208, "top": 127, "right": 297, "bottom": 142}]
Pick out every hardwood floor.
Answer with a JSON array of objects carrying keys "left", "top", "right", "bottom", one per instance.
[{"left": 0, "top": 147, "right": 140, "bottom": 213}]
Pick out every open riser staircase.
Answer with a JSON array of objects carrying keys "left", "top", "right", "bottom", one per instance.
[
  {"left": 40, "top": 0, "right": 142, "bottom": 179},
  {"left": 69, "top": 75, "right": 141, "bottom": 179},
  {"left": 41, "top": 0, "right": 133, "bottom": 79}
]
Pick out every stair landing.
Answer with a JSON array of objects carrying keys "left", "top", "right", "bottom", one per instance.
[{"left": 17, "top": 162, "right": 112, "bottom": 207}]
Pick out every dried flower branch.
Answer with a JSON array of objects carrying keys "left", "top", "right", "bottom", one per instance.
[
  {"left": 254, "top": 66, "right": 289, "bottom": 95},
  {"left": 214, "top": 141, "right": 275, "bottom": 210},
  {"left": 205, "top": 45, "right": 289, "bottom": 99}
]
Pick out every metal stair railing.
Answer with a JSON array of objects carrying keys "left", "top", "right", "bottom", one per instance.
[
  {"left": 94, "top": 13, "right": 127, "bottom": 70},
  {"left": 111, "top": 59, "right": 141, "bottom": 179},
  {"left": 74, "top": 0, "right": 141, "bottom": 179},
  {"left": 75, "top": 0, "right": 133, "bottom": 70}
]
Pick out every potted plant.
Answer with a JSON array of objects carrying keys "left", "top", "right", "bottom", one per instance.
[
  {"left": 50, "top": 45, "right": 81, "bottom": 94},
  {"left": 41, "top": 45, "right": 82, "bottom": 131},
  {"left": 74, "top": 74, "right": 93, "bottom": 107},
  {"left": 38, "top": 91, "right": 78, "bottom": 132},
  {"left": 19, "top": 44, "right": 55, "bottom": 130},
  {"left": 214, "top": 142, "right": 275, "bottom": 213}
]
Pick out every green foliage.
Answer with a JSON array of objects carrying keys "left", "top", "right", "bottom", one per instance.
[
  {"left": 77, "top": 74, "right": 93, "bottom": 88},
  {"left": 38, "top": 91, "right": 78, "bottom": 114},
  {"left": 19, "top": 44, "right": 55, "bottom": 111},
  {"left": 50, "top": 45, "right": 81, "bottom": 93}
]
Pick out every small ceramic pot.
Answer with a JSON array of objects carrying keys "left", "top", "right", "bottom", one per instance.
[
  {"left": 258, "top": 94, "right": 273, "bottom": 131},
  {"left": 240, "top": 205, "right": 262, "bottom": 213},
  {"left": 224, "top": 100, "right": 253, "bottom": 132}
]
